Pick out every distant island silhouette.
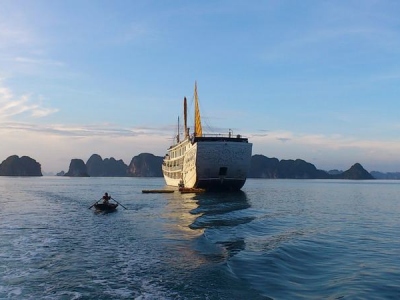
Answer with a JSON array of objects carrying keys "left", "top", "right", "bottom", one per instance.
[
  {"left": 0, "top": 153, "right": 389, "bottom": 180},
  {"left": 55, "top": 153, "right": 375, "bottom": 180},
  {"left": 0, "top": 155, "right": 42, "bottom": 176},
  {"left": 59, "top": 153, "right": 163, "bottom": 177}
]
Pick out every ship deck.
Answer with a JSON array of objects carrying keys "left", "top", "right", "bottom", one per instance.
[{"left": 194, "top": 135, "right": 248, "bottom": 143}]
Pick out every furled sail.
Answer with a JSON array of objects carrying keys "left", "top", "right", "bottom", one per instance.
[{"left": 194, "top": 82, "right": 203, "bottom": 137}]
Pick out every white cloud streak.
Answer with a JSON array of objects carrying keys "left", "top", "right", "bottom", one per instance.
[
  {"left": 14, "top": 57, "right": 65, "bottom": 67},
  {"left": 0, "top": 26, "right": 32, "bottom": 47},
  {"left": 0, "top": 83, "right": 58, "bottom": 120},
  {"left": 0, "top": 121, "right": 173, "bottom": 139}
]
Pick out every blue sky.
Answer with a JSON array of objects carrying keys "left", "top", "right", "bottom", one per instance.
[{"left": 1, "top": 0, "right": 400, "bottom": 173}]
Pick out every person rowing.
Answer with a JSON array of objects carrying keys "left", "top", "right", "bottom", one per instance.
[{"left": 102, "top": 192, "right": 111, "bottom": 204}]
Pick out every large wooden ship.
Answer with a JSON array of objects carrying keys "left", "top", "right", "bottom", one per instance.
[{"left": 162, "top": 83, "right": 252, "bottom": 191}]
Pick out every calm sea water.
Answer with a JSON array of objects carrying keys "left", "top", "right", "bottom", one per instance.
[{"left": 0, "top": 177, "right": 399, "bottom": 299}]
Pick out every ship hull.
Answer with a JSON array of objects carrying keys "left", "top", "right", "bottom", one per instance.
[{"left": 163, "top": 137, "right": 252, "bottom": 191}]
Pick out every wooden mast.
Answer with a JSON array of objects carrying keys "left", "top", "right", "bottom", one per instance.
[
  {"left": 184, "top": 97, "right": 188, "bottom": 138},
  {"left": 176, "top": 116, "right": 180, "bottom": 143}
]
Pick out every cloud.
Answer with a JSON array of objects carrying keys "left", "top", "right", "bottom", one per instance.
[
  {"left": 0, "top": 83, "right": 58, "bottom": 120},
  {"left": 0, "top": 121, "right": 169, "bottom": 138},
  {"left": 0, "top": 26, "right": 32, "bottom": 47},
  {"left": 0, "top": 86, "right": 13, "bottom": 101},
  {"left": 251, "top": 133, "right": 268, "bottom": 137},
  {"left": 15, "top": 57, "right": 65, "bottom": 67},
  {"left": 120, "top": 23, "right": 151, "bottom": 43},
  {"left": 276, "top": 137, "right": 290, "bottom": 143},
  {"left": 31, "top": 107, "right": 59, "bottom": 118}
]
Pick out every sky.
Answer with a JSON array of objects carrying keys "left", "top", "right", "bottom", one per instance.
[{"left": 1, "top": 0, "right": 400, "bottom": 174}]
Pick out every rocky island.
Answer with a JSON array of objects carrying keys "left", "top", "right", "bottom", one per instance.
[
  {"left": 86, "top": 154, "right": 128, "bottom": 177},
  {"left": 0, "top": 155, "right": 42, "bottom": 176},
  {"left": 0, "top": 153, "right": 378, "bottom": 180},
  {"left": 59, "top": 153, "right": 374, "bottom": 180},
  {"left": 61, "top": 153, "right": 162, "bottom": 177},
  {"left": 248, "top": 155, "right": 374, "bottom": 179},
  {"left": 64, "top": 159, "right": 89, "bottom": 177}
]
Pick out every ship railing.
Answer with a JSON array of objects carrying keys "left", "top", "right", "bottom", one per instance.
[
  {"left": 192, "top": 133, "right": 248, "bottom": 143},
  {"left": 162, "top": 165, "right": 183, "bottom": 172},
  {"left": 199, "top": 133, "right": 244, "bottom": 138}
]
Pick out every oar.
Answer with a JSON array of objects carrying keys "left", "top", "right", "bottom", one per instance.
[
  {"left": 88, "top": 198, "right": 102, "bottom": 209},
  {"left": 111, "top": 197, "right": 127, "bottom": 210}
]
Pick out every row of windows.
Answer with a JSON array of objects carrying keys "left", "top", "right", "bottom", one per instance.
[
  {"left": 168, "top": 143, "right": 190, "bottom": 159},
  {"left": 163, "top": 171, "right": 182, "bottom": 180},
  {"left": 163, "top": 158, "right": 183, "bottom": 168}
]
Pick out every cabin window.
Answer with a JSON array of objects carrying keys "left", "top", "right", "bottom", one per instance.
[{"left": 219, "top": 167, "right": 228, "bottom": 176}]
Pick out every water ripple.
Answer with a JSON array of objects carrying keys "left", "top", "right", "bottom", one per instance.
[{"left": 1, "top": 178, "right": 400, "bottom": 299}]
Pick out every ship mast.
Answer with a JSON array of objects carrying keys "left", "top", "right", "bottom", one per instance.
[
  {"left": 194, "top": 82, "right": 203, "bottom": 137},
  {"left": 184, "top": 97, "right": 188, "bottom": 138},
  {"left": 176, "top": 116, "right": 180, "bottom": 143}
]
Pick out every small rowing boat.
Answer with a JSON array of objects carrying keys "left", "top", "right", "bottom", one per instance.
[{"left": 94, "top": 202, "right": 118, "bottom": 211}]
